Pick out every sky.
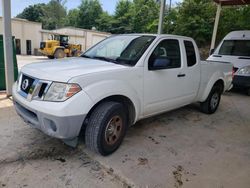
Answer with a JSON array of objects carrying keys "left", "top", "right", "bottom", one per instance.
[{"left": 0, "top": 0, "right": 181, "bottom": 17}]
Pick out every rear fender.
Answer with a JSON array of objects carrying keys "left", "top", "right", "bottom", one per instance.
[{"left": 199, "top": 71, "right": 225, "bottom": 102}]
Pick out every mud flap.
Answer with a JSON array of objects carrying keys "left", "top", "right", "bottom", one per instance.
[{"left": 63, "top": 137, "right": 78, "bottom": 147}]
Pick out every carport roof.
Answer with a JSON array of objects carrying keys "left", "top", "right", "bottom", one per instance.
[{"left": 214, "top": 0, "right": 250, "bottom": 6}]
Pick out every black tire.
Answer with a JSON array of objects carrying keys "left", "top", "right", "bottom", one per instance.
[
  {"left": 54, "top": 49, "right": 65, "bottom": 59},
  {"left": 85, "top": 102, "right": 128, "bottom": 156},
  {"left": 246, "top": 88, "right": 250, "bottom": 96},
  {"left": 200, "top": 85, "right": 222, "bottom": 114},
  {"left": 72, "top": 50, "right": 81, "bottom": 57},
  {"left": 47, "top": 55, "right": 54, "bottom": 59}
]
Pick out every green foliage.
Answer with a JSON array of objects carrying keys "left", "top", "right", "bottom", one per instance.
[
  {"left": 16, "top": 0, "right": 250, "bottom": 47},
  {"left": 173, "top": 0, "right": 216, "bottom": 46},
  {"left": 16, "top": 0, "right": 67, "bottom": 30},
  {"left": 43, "top": 0, "right": 67, "bottom": 29},
  {"left": 96, "top": 12, "right": 114, "bottom": 32},
  {"left": 65, "top": 9, "right": 79, "bottom": 27},
  {"left": 131, "top": 0, "right": 160, "bottom": 33},
  {"left": 111, "top": 0, "right": 133, "bottom": 33},
  {"left": 217, "top": 6, "right": 250, "bottom": 42},
  {"left": 16, "top": 3, "right": 46, "bottom": 23},
  {"left": 77, "top": 0, "right": 103, "bottom": 29},
  {"left": 163, "top": 7, "right": 178, "bottom": 34}
]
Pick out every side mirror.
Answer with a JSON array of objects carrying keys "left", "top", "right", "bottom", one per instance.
[
  {"left": 210, "top": 49, "right": 214, "bottom": 55},
  {"left": 149, "top": 58, "right": 171, "bottom": 70}
]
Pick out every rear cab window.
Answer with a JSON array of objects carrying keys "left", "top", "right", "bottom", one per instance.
[
  {"left": 218, "top": 40, "right": 250, "bottom": 57},
  {"left": 184, "top": 40, "right": 197, "bottom": 67}
]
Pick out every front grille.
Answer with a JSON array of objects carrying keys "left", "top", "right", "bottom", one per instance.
[
  {"left": 18, "top": 74, "right": 51, "bottom": 101},
  {"left": 38, "top": 83, "right": 48, "bottom": 98},
  {"left": 20, "top": 74, "right": 35, "bottom": 94},
  {"left": 40, "top": 42, "right": 46, "bottom": 49}
]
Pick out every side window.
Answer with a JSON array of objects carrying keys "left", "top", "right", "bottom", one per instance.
[
  {"left": 184, "top": 40, "right": 197, "bottom": 67},
  {"left": 149, "top": 39, "right": 181, "bottom": 69}
]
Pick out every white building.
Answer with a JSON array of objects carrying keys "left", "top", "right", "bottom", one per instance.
[
  {"left": 0, "top": 17, "right": 111, "bottom": 55},
  {"left": 41, "top": 27, "right": 110, "bottom": 52}
]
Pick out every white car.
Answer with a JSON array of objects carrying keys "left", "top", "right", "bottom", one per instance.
[
  {"left": 13, "top": 34, "right": 233, "bottom": 155},
  {"left": 208, "top": 30, "right": 250, "bottom": 95}
]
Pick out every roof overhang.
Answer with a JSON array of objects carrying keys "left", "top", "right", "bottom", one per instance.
[{"left": 214, "top": 0, "right": 250, "bottom": 6}]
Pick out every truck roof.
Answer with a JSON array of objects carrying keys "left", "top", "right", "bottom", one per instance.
[
  {"left": 223, "top": 30, "right": 250, "bottom": 40},
  {"left": 115, "top": 33, "right": 194, "bottom": 41}
]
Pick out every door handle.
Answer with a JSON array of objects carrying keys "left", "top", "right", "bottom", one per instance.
[{"left": 177, "top": 74, "right": 186, "bottom": 77}]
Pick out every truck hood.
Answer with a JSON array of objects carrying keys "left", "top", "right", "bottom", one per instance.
[{"left": 21, "top": 57, "right": 127, "bottom": 82}]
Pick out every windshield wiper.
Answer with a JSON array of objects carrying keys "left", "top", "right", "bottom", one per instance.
[
  {"left": 81, "top": 54, "right": 91, "bottom": 58},
  {"left": 82, "top": 55, "right": 130, "bottom": 66},
  {"left": 92, "top": 56, "right": 119, "bottom": 64}
]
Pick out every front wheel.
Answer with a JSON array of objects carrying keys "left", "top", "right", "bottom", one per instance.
[
  {"left": 54, "top": 49, "right": 65, "bottom": 59},
  {"left": 85, "top": 102, "right": 128, "bottom": 156},
  {"left": 200, "top": 85, "right": 222, "bottom": 114},
  {"left": 47, "top": 55, "right": 54, "bottom": 59}
]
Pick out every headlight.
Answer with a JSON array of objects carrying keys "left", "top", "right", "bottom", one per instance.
[
  {"left": 237, "top": 66, "right": 250, "bottom": 76},
  {"left": 44, "top": 82, "right": 81, "bottom": 102}
]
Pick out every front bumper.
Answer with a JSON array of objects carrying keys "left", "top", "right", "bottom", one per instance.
[
  {"left": 12, "top": 83, "right": 91, "bottom": 140},
  {"left": 233, "top": 75, "right": 250, "bottom": 88}
]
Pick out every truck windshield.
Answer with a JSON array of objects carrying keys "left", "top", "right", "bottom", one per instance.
[
  {"left": 218, "top": 40, "right": 250, "bottom": 57},
  {"left": 82, "top": 35, "right": 156, "bottom": 66}
]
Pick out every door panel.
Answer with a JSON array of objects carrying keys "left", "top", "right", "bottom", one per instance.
[
  {"left": 182, "top": 40, "right": 200, "bottom": 101},
  {"left": 144, "top": 39, "right": 187, "bottom": 116}
]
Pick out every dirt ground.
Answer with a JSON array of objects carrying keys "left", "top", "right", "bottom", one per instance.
[{"left": 0, "top": 55, "right": 250, "bottom": 188}]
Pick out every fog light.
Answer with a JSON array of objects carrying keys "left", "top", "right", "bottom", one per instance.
[{"left": 44, "top": 118, "right": 57, "bottom": 132}]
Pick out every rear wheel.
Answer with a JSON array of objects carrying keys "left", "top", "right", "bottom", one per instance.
[
  {"left": 72, "top": 50, "right": 81, "bottom": 57},
  {"left": 54, "top": 49, "right": 65, "bottom": 59},
  {"left": 200, "top": 85, "right": 222, "bottom": 114},
  {"left": 85, "top": 102, "right": 128, "bottom": 156}
]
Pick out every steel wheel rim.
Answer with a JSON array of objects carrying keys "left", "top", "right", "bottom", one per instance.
[
  {"left": 211, "top": 92, "right": 219, "bottom": 110},
  {"left": 105, "top": 115, "right": 123, "bottom": 145}
]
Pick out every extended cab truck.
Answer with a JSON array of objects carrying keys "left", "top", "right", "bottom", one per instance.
[
  {"left": 12, "top": 34, "right": 233, "bottom": 156},
  {"left": 208, "top": 31, "right": 250, "bottom": 95}
]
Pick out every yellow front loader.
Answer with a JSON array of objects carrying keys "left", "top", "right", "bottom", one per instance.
[{"left": 39, "top": 35, "right": 82, "bottom": 59}]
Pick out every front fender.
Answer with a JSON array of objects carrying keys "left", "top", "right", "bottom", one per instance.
[{"left": 82, "top": 80, "right": 142, "bottom": 123}]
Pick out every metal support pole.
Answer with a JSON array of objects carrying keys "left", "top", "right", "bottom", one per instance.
[
  {"left": 210, "top": 3, "right": 221, "bottom": 52},
  {"left": 2, "top": 0, "right": 14, "bottom": 96},
  {"left": 158, "top": 0, "right": 166, "bottom": 34},
  {"left": 169, "top": 0, "right": 172, "bottom": 12}
]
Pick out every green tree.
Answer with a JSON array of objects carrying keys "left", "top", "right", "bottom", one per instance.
[
  {"left": 77, "top": 0, "right": 103, "bottom": 29},
  {"left": 43, "top": 0, "right": 67, "bottom": 29},
  {"left": 217, "top": 6, "right": 250, "bottom": 43},
  {"left": 96, "top": 11, "right": 114, "bottom": 32},
  {"left": 111, "top": 0, "right": 133, "bottom": 33},
  {"left": 131, "top": 0, "right": 160, "bottom": 33},
  {"left": 16, "top": 0, "right": 67, "bottom": 30},
  {"left": 174, "top": 0, "right": 216, "bottom": 46},
  {"left": 163, "top": 7, "right": 178, "bottom": 34},
  {"left": 16, "top": 3, "right": 46, "bottom": 22},
  {"left": 65, "top": 9, "right": 80, "bottom": 27}
]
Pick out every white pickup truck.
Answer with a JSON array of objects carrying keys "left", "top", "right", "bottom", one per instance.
[{"left": 13, "top": 34, "right": 233, "bottom": 155}]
